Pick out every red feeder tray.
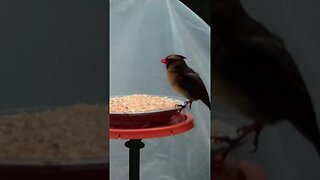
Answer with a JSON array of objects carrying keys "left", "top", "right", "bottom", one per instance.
[
  {"left": 110, "top": 112, "right": 194, "bottom": 139},
  {"left": 109, "top": 99, "right": 195, "bottom": 180},
  {"left": 110, "top": 108, "right": 183, "bottom": 129},
  {"left": 110, "top": 95, "right": 186, "bottom": 129}
]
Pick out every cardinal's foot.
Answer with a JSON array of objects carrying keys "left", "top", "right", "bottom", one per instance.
[{"left": 236, "top": 123, "right": 264, "bottom": 153}]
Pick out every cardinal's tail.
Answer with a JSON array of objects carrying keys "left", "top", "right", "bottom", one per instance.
[{"left": 201, "top": 96, "right": 211, "bottom": 110}]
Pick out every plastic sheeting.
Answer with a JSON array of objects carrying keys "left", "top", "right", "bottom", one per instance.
[{"left": 110, "top": 0, "right": 210, "bottom": 179}]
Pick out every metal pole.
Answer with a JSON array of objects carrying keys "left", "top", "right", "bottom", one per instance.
[{"left": 125, "top": 139, "right": 145, "bottom": 180}]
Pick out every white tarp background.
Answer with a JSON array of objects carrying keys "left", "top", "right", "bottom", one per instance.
[{"left": 110, "top": 0, "right": 210, "bottom": 179}]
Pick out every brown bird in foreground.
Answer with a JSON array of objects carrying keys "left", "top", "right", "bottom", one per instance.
[
  {"left": 212, "top": 0, "right": 320, "bottom": 161},
  {"left": 161, "top": 54, "right": 211, "bottom": 110}
]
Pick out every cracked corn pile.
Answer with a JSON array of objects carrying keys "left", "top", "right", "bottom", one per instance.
[
  {"left": 110, "top": 94, "right": 181, "bottom": 113},
  {"left": 0, "top": 104, "right": 108, "bottom": 162}
]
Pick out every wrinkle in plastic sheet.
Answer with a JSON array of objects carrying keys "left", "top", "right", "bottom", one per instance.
[{"left": 110, "top": 0, "right": 210, "bottom": 180}]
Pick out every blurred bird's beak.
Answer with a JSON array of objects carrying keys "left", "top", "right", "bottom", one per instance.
[{"left": 161, "top": 58, "right": 167, "bottom": 64}]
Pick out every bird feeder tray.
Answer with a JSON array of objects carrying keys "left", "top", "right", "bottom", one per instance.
[
  {"left": 110, "top": 112, "right": 194, "bottom": 139},
  {"left": 110, "top": 95, "right": 187, "bottom": 128},
  {"left": 110, "top": 96, "right": 195, "bottom": 180}
]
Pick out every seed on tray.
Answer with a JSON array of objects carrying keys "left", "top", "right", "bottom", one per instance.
[
  {"left": 110, "top": 94, "right": 181, "bottom": 113},
  {"left": 0, "top": 104, "right": 108, "bottom": 162}
]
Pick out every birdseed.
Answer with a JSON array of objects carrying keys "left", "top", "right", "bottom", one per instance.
[
  {"left": 110, "top": 94, "right": 181, "bottom": 113},
  {"left": 0, "top": 104, "right": 108, "bottom": 163}
]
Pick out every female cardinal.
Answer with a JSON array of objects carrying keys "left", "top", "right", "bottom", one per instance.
[
  {"left": 212, "top": 0, "right": 320, "bottom": 160},
  {"left": 161, "top": 54, "right": 211, "bottom": 110}
]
